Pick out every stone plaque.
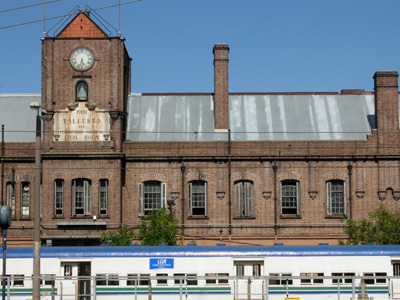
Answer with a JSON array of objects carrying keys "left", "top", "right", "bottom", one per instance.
[{"left": 53, "top": 102, "right": 110, "bottom": 142}]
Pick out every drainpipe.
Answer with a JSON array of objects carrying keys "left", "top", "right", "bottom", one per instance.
[
  {"left": 272, "top": 161, "right": 278, "bottom": 237},
  {"left": 228, "top": 129, "right": 232, "bottom": 238},
  {"left": 347, "top": 162, "right": 353, "bottom": 219},
  {"left": 180, "top": 163, "right": 186, "bottom": 242}
]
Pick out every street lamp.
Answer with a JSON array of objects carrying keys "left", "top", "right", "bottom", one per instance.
[{"left": 30, "top": 102, "right": 41, "bottom": 300}]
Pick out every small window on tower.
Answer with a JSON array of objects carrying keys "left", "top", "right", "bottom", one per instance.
[{"left": 76, "top": 81, "right": 88, "bottom": 101}]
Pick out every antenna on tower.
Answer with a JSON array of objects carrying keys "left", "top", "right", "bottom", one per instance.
[
  {"left": 43, "top": 0, "right": 47, "bottom": 37},
  {"left": 118, "top": 0, "right": 121, "bottom": 37}
]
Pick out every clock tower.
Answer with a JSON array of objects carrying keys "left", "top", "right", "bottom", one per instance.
[{"left": 39, "top": 11, "right": 131, "bottom": 245}]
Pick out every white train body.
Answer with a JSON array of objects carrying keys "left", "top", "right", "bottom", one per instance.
[{"left": 2, "top": 244, "right": 400, "bottom": 299}]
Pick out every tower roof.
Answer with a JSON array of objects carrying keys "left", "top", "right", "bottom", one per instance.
[{"left": 57, "top": 11, "right": 108, "bottom": 38}]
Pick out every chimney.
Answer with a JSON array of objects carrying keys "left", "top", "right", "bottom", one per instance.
[
  {"left": 373, "top": 71, "right": 399, "bottom": 147},
  {"left": 213, "top": 44, "right": 230, "bottom": 130}
]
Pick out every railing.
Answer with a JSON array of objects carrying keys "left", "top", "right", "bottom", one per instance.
[{"left": 0, "top": 275, "right": 399, "bottom": 300}]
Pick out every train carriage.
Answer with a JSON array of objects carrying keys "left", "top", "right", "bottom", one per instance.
[{"left": 1, "top": 244, "right": 400, "bottom": 299}]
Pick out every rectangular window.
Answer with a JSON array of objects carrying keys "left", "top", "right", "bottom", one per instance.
[
  {"left": 55, "top": 180, "right": 64, "bottom": 216},
  {"left": 99, "top": 179, "right": 108, "bottom": 215},
  {"left": 127, "top": 274, "right": 149, "bottom": 286},
  {"left": 300, "top": 273, "right": 324, "bottom": 284},
  {"left": 188, "top": 181, "right": 207, "bottom": 216},
  {"left": 173, "top": 274, "right": 197, "bottom": 285},
  {"left": 6, "top": 182, "right": 15, "bottom": 219},
  {"left": 393, "top": 262, "right": 400, "bottom": 276},
  {"left": 64, "top": 265, "right": 72, "bottom": 279},
  {"left": 364, "top": 272, "right": 387, "bottom": 284},
  {"left": 12, "top": 275, "right": 24, "bottom": 286},
  {"left": 234, "top": 181, "right": 254, "bottom": 217},
  {"left": 156, "top": 274, "right": 168, "bottom": 285},
  {"left": 138, "top": 182, "right": 166, "bottom": 216},
  {"left": 21, "top": 182, "right": 30, "bottom": 217},
  {"left": 205, "top": 273, "right": 229, "bottom": 285},
  {"left": 96, "top": 274, "right": 119, "bottom": 286},
  {"left": 269, "top": 273, "right": 293, "bottom": 285},
  {"left": 72, "top": 179, "right": 91, "bottom": 216},
  {"left": 43, "top": 274, "right": 55, "bottom": 286},
  {"left": 281, "top": 181, "right": 299, "bottom": 215},
  {"left": 327, "top": 181, "right": 345, "bottom": 215},
  {"left": 332, "top": 272, "right": 355, "bottom": 284}
]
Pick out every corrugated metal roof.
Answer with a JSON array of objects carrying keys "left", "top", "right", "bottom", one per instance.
[
  {"left": 127, "top": 94, "right": 377, "bottom": 142},
  {"left": 0, "top": 94, "right": 40, "bottom": 142}
]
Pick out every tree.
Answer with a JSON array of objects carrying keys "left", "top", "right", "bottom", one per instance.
[
  {"left": 100, "top": 224, "right": 136, "bottom": 246},
  {"left": 341, "top": 205, "right": 400, "bottom": 245},
  {"left": 137, "top": 208, "right": 179, "bottom": 246}
]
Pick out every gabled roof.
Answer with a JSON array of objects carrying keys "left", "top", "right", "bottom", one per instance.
[{"left": 57, "top": 11, "right": 108, "bottom": 38}]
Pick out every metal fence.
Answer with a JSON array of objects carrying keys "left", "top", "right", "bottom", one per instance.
[{"left": 0, "top": 275, "right": 399, "bottom": 300}]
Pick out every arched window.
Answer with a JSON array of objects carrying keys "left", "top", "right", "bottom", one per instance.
[
  {"left": 281, "top": 180, "right": 300, "bottom": 216},
  {"left": 327, "top": 180, "right": 345, "bottom": 216},
  {"left": 138, "top": 181, "right": 166, "bottom": 216},
  {"left": 188, "top": 180, "right": 207, "bottom": 216},
  {"left": 72, "top": 179, "right": 91, "bottom": 216},
  {"left": 55, "top": 179, "right": 64, "bottom": 216},
  {"left": 234, "top": 180, "right": 254, "bottom": 217},
  {"left": 76, "top": 81, "right": 88, "bottom": 101}
]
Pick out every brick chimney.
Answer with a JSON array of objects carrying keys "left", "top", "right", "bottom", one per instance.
[
  {"left": 213, "top": 44, "right": 230, "bottom": 130},
  {"left": 374, "top": 71, "right": 399, "bottom": 147}
]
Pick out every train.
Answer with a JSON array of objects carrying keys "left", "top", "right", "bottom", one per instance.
[{"left": 1, "top": 244, "right": 400, "bottom": 299}]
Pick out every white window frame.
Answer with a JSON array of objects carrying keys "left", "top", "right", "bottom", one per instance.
[
  {"left": 327, "top": 180, "right": 346, "bottom": 216},
  {"left": 6, "top": 182, "right": 15, "bottom": 219},
  {"left": 21, "top": 182, "right": 30, "bottom": 217},
  {"left": 99, "top": 179, "right": 108, "bottom": 215},
  {"left": 138, "top": 181, "right": 166, "bottom": 216},
  {"left": 280, "top": 180, "right": 300, "bottom": 216},
  {"left": 234, "top": 181, "right": 254, "bottom": 217},
  {"left": 55, "top": 179, "right": 64, "bottom": 216},
  {"left": 72, "top": 179, "right": 91, "bottom": 216},
  {"left": 188, "top": 181, "right": 207, "bottom": 217}
]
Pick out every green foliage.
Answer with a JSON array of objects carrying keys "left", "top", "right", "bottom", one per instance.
[
  {"left": 340, "top": 205, "right": 400, "bottom": 245},
  {"left": 100, "top": 224, "right": 136, "bottom": 246},
  {"left": 137, "top": 208, "right": 179, "bottom": 246}
]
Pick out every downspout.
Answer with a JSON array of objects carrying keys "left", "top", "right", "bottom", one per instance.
[
  {"left": 347, "top": 162, "right": 353, "bottom": 219},
  {"left": 180, "top": 163, "right": 186, "bottom": 243},
  {"left": 1, "top": 125, "right": 4, "bottom": 206},
  {"left": 272, "top": 161, "right": 278, "bottom": 238},
  {"left": 228, "top": 129, "right": 232, "bottom": 239}
]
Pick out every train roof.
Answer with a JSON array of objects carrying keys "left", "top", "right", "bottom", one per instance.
[{"left": 5, "top": 245, "right": 400, "bottom": 259}]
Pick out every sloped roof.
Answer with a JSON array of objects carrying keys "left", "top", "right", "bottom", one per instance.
[
  {"left": 126, "top": 93, "right": 377, "bottom": 142},
  {"left": 57, "top": 12, "right": 108, "bottom": 38}
]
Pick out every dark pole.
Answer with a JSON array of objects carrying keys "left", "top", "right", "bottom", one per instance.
[
  {"left": 2, "top": 228, "right": 6, "bottom": 300},
  {"left": 33, "top": 112, "right": 41, "bottom": 300}
]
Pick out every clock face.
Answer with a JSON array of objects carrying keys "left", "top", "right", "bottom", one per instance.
[{"left": 70, "top": 47, "right": 94, "bottom": 71}]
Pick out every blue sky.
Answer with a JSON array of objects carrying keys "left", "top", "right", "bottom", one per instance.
[{"left": 0, "top": 0, "right": 399, "bottom": 94}]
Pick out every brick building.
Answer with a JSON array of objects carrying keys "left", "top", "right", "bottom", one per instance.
[{"left": 1, "top": 12, "right": 400, "bottom": 246}]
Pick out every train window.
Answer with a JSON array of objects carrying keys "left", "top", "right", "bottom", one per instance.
[
  {"left": 300, "top": 273, "right": 324, "bottom": 284},
  {"left": 269, "top": 273, "right": 293, "bottom": 285},
  {"left": 174, "top": 274, "right": 185, "bottom": 285},
  {"left": 12, "top": 275, "right": 24, "bottom": 286},
  {"left": 64, "top": 265, "right": 72, "bottom": 279},
  {"left": 364, "top": 272, "right": 387, "bottom": 284},
  {"left": 393, "top": 262, "right": 400, "bottom": 276},
  {"left": 157, "top": 274, "right": 168, "bottom": 285},
  {"left": 253, "top": 264, "right": 261, "bottom": 277},
  {"left": 206, "top": 273, "right": 229, "bottom": 284},
  {"left": 127, "top": 274, "right": 149, "bottom": 286},
  {"left": 96, "top": 274, "right": 119, "bottom": 286},
  {"left": 173, "top": 273, "right": 197, "bottom": 285},
  {"left": 43, "top": 274, "right": 55, "bottom": 286},
  {"left": 332, "top": 273, "right": 355, "bottom": 284}
]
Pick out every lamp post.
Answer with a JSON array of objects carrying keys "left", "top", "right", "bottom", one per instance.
[{"left": 30, "top": 102, "right": 41, "bottom": 300}]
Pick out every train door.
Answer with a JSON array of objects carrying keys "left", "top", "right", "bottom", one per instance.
[
  {"left": 61, "top": 262, "right": 91, "bottom": 300},
  {"left": 391, "top": 261, "right": 400, "bottom": 298},
  {"left": 234, "top": 261, "right": 264, "bottom": 300}
]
